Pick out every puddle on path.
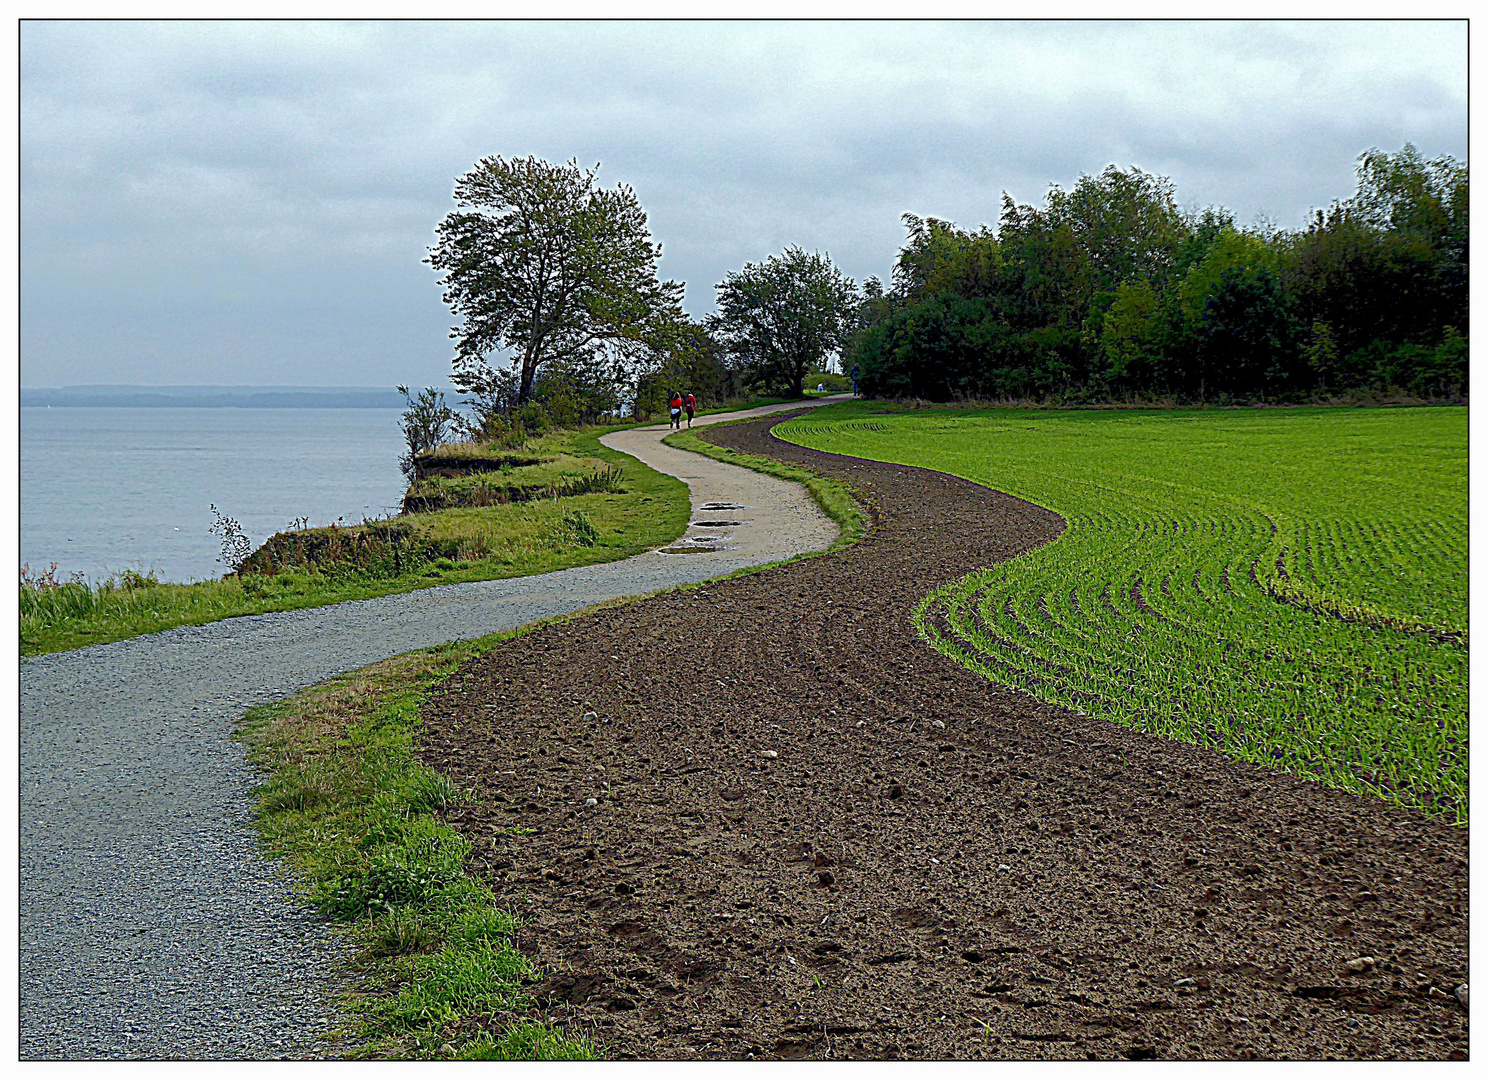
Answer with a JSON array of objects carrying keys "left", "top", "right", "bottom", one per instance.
[{"left": 659, "top": 533, "right": 728, "bottom": 555}]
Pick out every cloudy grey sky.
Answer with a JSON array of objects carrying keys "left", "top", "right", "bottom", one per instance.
[{"left": 20, "top": 19, "right": 1467, "bottom": 389}]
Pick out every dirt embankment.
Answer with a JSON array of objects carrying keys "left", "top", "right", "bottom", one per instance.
[{"left": 417, "top": 414, "right": 1468, "bottom": 1060}]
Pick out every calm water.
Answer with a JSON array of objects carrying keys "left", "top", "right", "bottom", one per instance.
[{"left": 21, "top": 408, "right": 408, "bottom": 584}]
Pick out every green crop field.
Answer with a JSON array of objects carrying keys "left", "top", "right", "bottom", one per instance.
[{"left": 776, "top": 403, "right": 1468, "bottom": 823}]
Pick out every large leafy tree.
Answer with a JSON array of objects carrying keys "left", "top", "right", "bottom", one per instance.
[
  {"left": 707, "top": 247, "right": 858, "bottom": 397},
  {"left": 428, "top": 156, "right": 683, "bottom": 404}
]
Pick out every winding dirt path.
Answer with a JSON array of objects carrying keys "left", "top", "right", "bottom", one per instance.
[
  {"left": 418, "top": 414, "right": 1469, "bottom": 1061},
  {"left": 600, "top": 397, "right": 846, "bottom": 563}
]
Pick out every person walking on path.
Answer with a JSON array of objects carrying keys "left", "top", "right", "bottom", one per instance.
[
  {"left": 684, "top": 392, "right": 697, "bottom": 428},
  {"left": 669, "top": 392, "right": 684, "bottom": 430},
  {"left": 851, "top": 363, "right": 860, "bottom": 396}
]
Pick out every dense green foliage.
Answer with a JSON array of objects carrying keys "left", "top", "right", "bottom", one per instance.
[
  {"left": 707, "top": 246, "right": 858, "bottom": 397},
  {"left": 429, "top": 155, "right": 684, "bottom": 405},
  {"left": 239, "top": 638, "right": 596, "bottom": 1059},
  {"left": 848, "top": 145, "right": 1467, "bottom": 403},
  {"left": 633, "top": 321, "right": 753, "bottom": 419},
  {"left": 778, "top": 403, "right": 1467, "bottom": 822},
  {"left": 20, "top": 427, "right": 690, "bottom": 656}
]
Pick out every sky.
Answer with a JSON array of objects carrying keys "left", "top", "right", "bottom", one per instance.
[{"left": 19, "top": 19, "right": 1468, "bottom": 389}]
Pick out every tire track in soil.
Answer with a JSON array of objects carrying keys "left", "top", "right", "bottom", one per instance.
[{"left": 417, "top": 414, "right": 1468, "bottom": 1060}]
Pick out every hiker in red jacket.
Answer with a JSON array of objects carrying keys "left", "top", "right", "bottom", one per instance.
[
  {"left": 684, "top": 392, "right": 697, "bottom": 427},
  {"left": 669, "top": 391, "right": 684, "bottom": 430}
]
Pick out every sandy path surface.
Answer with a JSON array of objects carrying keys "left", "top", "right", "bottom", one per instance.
[
  {"left": 19, "top": 395, "right": 848, "bottom": 1059},
  {"left": 600, "top": 397, "right": 846, "bottom": 563}
]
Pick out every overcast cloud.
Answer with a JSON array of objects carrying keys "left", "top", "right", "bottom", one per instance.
[{"left": 20, "top": 19, "right": 1467, "bottom": 388}]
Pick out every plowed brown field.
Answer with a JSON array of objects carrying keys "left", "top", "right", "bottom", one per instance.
[{"left": 417, "top": 413, "right": 1468, "bottom": 1060}]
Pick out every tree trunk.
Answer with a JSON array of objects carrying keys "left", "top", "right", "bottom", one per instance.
[{"left": 519, "top": 346, "right": 538, "bottom": 404}]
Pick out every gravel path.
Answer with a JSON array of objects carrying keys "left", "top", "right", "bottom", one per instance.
[{"left": 19, "top": 397, "right": 846, "bottom": 1060}]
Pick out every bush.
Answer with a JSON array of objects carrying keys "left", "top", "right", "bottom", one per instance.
[
  {"left": 397, "top": 386, "right": 461, "bottom": 479},
  {"left": 806, "top": 370, "right": 852, "bottom": 392},
  {"left": 516, "top": 403, "right": 550, "bottom": 434},
  {"left": 556, "top": 510, "right": 600, "bottom": 547},
  {"left": 209, "top": 504, "right": 253, "bottom": 573}
]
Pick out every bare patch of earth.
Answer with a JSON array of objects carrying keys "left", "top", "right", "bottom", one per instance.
[{"left": 417, "top": 414, "right": 1468, "bottom": 1060}]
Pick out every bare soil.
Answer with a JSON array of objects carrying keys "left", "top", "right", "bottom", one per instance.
[{"left": 417, "top": 414, "right": 1468, "bottom": 1060}]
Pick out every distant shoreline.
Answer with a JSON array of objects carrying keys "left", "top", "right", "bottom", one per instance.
[{"left": 21, "top": 386, "right": 421, "bottom": 409}]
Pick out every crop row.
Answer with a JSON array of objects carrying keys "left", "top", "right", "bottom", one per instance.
[{"left": 779, "top": 406, "right": 1468, "bottom": 822}]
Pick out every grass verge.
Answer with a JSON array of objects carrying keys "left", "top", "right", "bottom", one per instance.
[
  {"left": 236, "top": 630, "right": 597, "bottom": 1060},
  {"left": 21, "top": 424, "right": 690, "bottom": 657}
]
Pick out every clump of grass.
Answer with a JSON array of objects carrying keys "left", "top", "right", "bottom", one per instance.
[
  {"left": 404, "top": 464, "right": 627, "bottom": 514},
  {"left": 238, "top": 638, "right": 597, "bottom": 1060},
  {"left": 457, "top": 1023, "right": 598, "bottom": 1061},
  {"left": 20, "top": 562, "right": 165, "bottom": 628},
  {"left": 551, "top": 464, "right": 626, "bottom": 498},
  {"left": 553, "top": 510, "right": 601, "bottom": 548},
  {"left": 239, "top": 520, "right": 450, "bottom": 579},
  {"left": 366, "top": 908, "right": 443, "bottom": 960}
]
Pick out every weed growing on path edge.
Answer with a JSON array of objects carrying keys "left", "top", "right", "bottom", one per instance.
[{"left": 236, "top": 636, "right": 596, "bottom": 1060}]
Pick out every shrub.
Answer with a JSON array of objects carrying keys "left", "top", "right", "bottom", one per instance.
[
  {"left": 556, "top": 510, "right": 600, "bottom": 547},
  {"left": 397, "top": 386, "right": 461, "bottom": 479},
  {"left": 209, "top": 504, "right": 253, "bottom": 573},
  {"left": 516, "top": 403, "right": 550, "bottom": 434}
]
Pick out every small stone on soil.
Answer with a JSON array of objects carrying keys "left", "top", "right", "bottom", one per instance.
[
  {"left": 1344, "top": 956, "right": 1376, "bottom": 974},
  {"left": 758, "top": 750, "right": 778, "bottom": 759}
]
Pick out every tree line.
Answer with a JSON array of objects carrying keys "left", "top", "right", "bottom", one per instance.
[
  {"left": 427, "top": 144, "right": 1466, "bottom": 426},
  {"left": 852, "top": 145, "right": 1465, "bottom": 402}
]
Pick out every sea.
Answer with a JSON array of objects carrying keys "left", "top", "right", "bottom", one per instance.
[{"left": 20, "top": 407, "right": 409, "bottom": 585}]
